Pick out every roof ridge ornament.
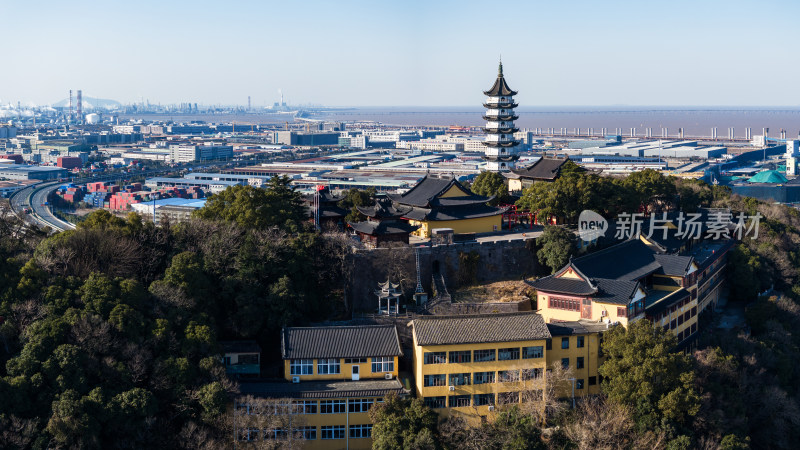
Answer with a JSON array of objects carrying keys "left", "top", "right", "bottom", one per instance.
[{"left": 498, "top": 56, "right": 503, "bottom": 77}]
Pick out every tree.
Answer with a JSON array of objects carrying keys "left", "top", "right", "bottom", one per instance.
[
  {"left": 194, "top": 177, "right": 306, "bottom": 231},
  {"left": 369, "top": 393, "right": 440, "bottom": 450},
  {"left": 440, "top": 406, "right": 544, "bottom": 450},
  {"left": 471, "top": 171, "right": 509, "bottom": 205},
  {"left": 337, "top": 187, "right": 375, "bottom": 223},
  {"left": 535, "top": 226, "right": 575, "bottom": 273},
  {"left": 598, "top": 320, "right": 699, "bottom": 430},
  {"left": 230, "top": 396, "right": 307, "bottom": 449},
  {"left": 562, "top": 396, "right": 665, "bottom": 450}
]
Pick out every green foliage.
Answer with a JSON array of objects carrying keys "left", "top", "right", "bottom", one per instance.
[
  {"left": 197, "top": 382, "right": 226, "bottom": 423},
  {"left": 486, "top": 406, "right": 544, "bottom": 450},
  {"left": 471, "top": 171, "right": 509, "bottom": 205},
  {"left": 78, "top": 209, "right": 127, "bottom": 231},
  {"left": 720, "top": 434, "right": 750, "bottom": 450},
  {"left": 193, "top": 176, "right": 306, "bottom": 231},
  {"left": 369, "top": 393, "right": 440, "bottom": 450},
  {"left": 727, "top": 244, "right": 763, "bottom": 302},
  {"left": 598, "top": 320, "right": 699, "bottom": 430},
  {"left": 338, "top": 187, "right": 375, "bottom": 222},
  {"left": 535, "top": 226, "right": 575, "bottom": 273}
]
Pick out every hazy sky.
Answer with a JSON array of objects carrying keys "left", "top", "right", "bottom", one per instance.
[{"left": 2, "top": 0, "right": 799, "bottom": 107}]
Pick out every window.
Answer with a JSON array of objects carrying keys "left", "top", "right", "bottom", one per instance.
[
  {"left": 576, "top": 379, "right": 584, "bottom": 389},
  {"left": 424, "top": 374, "right": 447, "bottom": 387},
  {"left": 546, "top": 339, "right": 552, "bottom": 350},
  {"left": 691, "top": 306, "right": 697, "bottom": 317},
  {"left": 222, "top": 356, "right": 231, "bottom": 366},
  {"left": 449, "top": 373, "right": 470, "bottom": 386},
  {"left": 678, "top": 315, "right": 684, "bottom": 326},
  {"left": 549, "top": 296, "right": 580, "bottom": 311},
  {"left": 522, "top": 368, "right": 542, "bottom": 380},
  {"left": 319, "top": 400, "right": 345, "bottom": 414},
  {"left": 344, "top": 358, "right": 367, "bottom": 364},
  {"left": 561, "top": 337, "right": 570, "bottom": 349},
  {"left": 617, "top": 307, "right": 627, "bottom": 317},
  {"left": 589, "top": 376, "right": 597, "bottom": 386},
  {"left": 473, "top": 393, "right": 495, "bottom": 406},
  {"left": 691, "top": 323, "right": 697, "bottom": 334},
  {"left": 372, "top": 357, "right": 394, "bottom": 373},
  {"left": 561, "top": 358, "right": 569, "bottom": 370},
  {"left": 474, "top": 349, "right": 496, "bottom": 362},
  {"left": 498, "top": 392, "right": 519, "bottom": 404},
  {"left": 295, "top": 426, "right": 316, "bottom": 440},
  {"left": 498, "top": 347, "right": 520, "bottom": 360},
  {"left": 473, "top": 371, "right": 496, "bottom": 384},
  {"left": 349, "top": 424, "right": 372, "bottom": 439},
  {"left": 293, "top": 400, "right": 317, "bottom": 414},
  {"left": 449, "top": 351, "right": 471, "bottom": 363},
  {"left": 576, "top": 336, "right": 585, "bottom": 348},
  {"left": 239, "top": 354, "right": 259, "bottom": 365},
  {"left": 321, "top": 425, "right": 345, "bottom": 440},
  {"left": 424, "top": 352, "right": 446, "bottom": 364},
  {"left": 449, "top": 395, "right": 471, "bottom": 407},
  {"left": 522, "top": 346, "right": 543, "bottom": 359},
  {"left": 238, "top": 428, "right": 259, "bottom": 441},
  {"left": 522, "top": 389, "right": 543, "bottom": 402},
  {"left": 348, "top": 398, "right": 375, "bottom": 413},
  {"left": 670, "top": 319, "right": 676, "bottom": 330},
  {"left": 576, "top": 357, "right": 584, "bottom": 369},
  {"left": 498, "top": 370, "right": 520, "bottom": 382},
  {"left": 424, "top": 396, "right": 446, "bottom": 408},
  {"left": 290, "top": 359, "right": 313, "bottom": 375},
  {"left": 264, "top": 428, "right": 288, "bottom": 440},
  {"left": 317, "top": 359, "right": 340, "bottom": 375}
]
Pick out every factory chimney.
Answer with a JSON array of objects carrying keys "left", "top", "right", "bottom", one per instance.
[
  {"left": 69, "top": 90, "right": 73, "bottom": 123},
  {"left": 77, "top": 90, "right": 83, "bottom": 125}
]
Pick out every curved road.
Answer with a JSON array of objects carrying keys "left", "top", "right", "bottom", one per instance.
[{"left": 8, "top": 155, "right": 273, "bottom": 232}]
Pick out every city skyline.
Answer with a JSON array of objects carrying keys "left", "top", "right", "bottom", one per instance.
[{"left": 2, "top": 0, "right": 799, "bottom": 107}]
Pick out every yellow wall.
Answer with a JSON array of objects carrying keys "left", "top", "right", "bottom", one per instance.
[
  {"left": 536, "top": 292, "right": 631, "bottom": 327},
  {"left": 283, "top": 357, "right": 399, "bottom": 382},
  {"left": 544, "top": 333, "right": 604, "bottom": 397},
  {"left": 234, "top": 397, "right": 380, "bottom": 450},
  {"left": 414, "top": 333, "right": 575, "bottom": 424},
  {"left": 439, "top": 185, "right": 470, "bottom": 198},
  {"left": 410, "top": 215, "right": 502, "bottom": 238}
]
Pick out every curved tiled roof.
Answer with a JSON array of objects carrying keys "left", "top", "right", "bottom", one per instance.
[
  {"left": 412, "top": 312, "right": 551, "bottom": 346},
  {"left": 402, "top": 204, "right": 507, "bottom": 221},
  {"left": 483, "top": 63, "right": 518, "bottom": 97},
  {"left": 282, "top": 325, "right": 402, "bottom": 359},
  {"left": 349, "top": 220, "right": 419, "bottom": 235}
]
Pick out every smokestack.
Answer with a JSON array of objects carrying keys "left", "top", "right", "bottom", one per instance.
[
  {"left": 77, "top": 90, "right": 83, "bottom": 125},
  {"left": 248, "top": 96, "right": 251, "bottom": 111},
  {"left": 69, "top": 90, "right": 73, "bottom": 123}
]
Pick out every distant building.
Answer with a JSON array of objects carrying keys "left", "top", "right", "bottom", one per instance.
[
  {"left": 0, "top": 165, "right": 67, "bottom": 180},
  {"left": 349, "top": 220, "right": 419, "bottom": 248},
  {"left": 274, "top": 131, "right": 339, "bottom": 146},
  {"left": 168, "top": 144, "right": 233, "bottom": 163},
  {"left": 57, "top": 156, "right": 83, "bottom": 169}
]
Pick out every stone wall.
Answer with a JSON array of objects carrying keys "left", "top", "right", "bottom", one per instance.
[{"left": 348, "top": 238, "right": 541, "bottom": 313}]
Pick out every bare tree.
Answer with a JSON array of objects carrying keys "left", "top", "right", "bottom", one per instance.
[
  {"left": 230, "top": 396, "right": 308, "bottom": 450},
  {"left": 562, "top": 396, "right": 665, "bottom": 450}
]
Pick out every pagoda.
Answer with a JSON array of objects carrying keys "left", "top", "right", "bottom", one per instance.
[{"left": 482, "top": 60, "right": 520, "bottom": 172}]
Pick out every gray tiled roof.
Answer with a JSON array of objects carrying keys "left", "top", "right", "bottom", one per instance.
[
  {"left": 402, "top": 204, "right": 507, "bottom": 221},
  {"left": 389, "top": 175, "right": 491, "bottom": 208},
  {"left": 238, "top": 379, "right": 407, "bottom": 399},
  {"left": 282, "top": 325, "right": 402, "bottom": 359},
  {"left": 508, "top": 157, "right": 568, "bottom": 181},
  {"left": 593, "top": 278, "right": 640, "bottom": 305},
  {"left": 654, "top": 254, "right": 693, "bottom": 277},
  {"left": 349, "top": 220, "right": 419, "bottom": 235},
  {"left": 412, "top": 312, "right": 551, "bottom": 346},
  {"left": 572, "top": 239, "right": 662, "bottom": 281},
  {"left": 526, "top": 276, "right": 597, "bottom": 296}
]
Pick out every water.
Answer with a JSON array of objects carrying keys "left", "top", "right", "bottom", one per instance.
[{"left": 123, "top": 106, "right": 800, "bottom": 139}]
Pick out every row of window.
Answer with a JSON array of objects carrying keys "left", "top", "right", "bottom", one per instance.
[
  {"left": 289, "top": 357, "right": 394, "bottom": 375},
  {"left": 238, "top": 424, "right": 373, "bottom": 441},
  {"left": 423, "top": 369, "right": 545, "bottom": 387},
  {"left": 549, "top": 296, "right": 582, "bottom": 312},
  {"left": 320, "top": 425, "right": 373, "bottom": 440},
  {"left": 236, "top": 398, "right": 383, "bottom": 415},
  {"left": 423, "top": 346, "right": 544, "bottom": 365},
  {"left": 660, "top": 307, "right": 697, "bottom": 331}
]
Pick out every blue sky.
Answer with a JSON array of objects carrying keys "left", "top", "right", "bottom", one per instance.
[{"left": 2, "top": 0, "right": 799, "bottom": 106}]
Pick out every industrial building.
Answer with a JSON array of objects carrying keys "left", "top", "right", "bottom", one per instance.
[{"left": 0, "top": 165, "right": 67, "bottom": 180}]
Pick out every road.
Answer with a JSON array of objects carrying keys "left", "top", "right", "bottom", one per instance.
[{"left": 8, "top": 155, "right": 272, "bottom": 232}]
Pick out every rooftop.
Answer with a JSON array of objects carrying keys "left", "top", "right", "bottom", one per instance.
[
  {"left": 411, "top": 312, "right": 551, "bottom": 346},
  {"left": 281, "top": 325, "right": 402, "bottom": 359},
  {"left": 238, "top": 378, "right": 407, "bottom": 399}
]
